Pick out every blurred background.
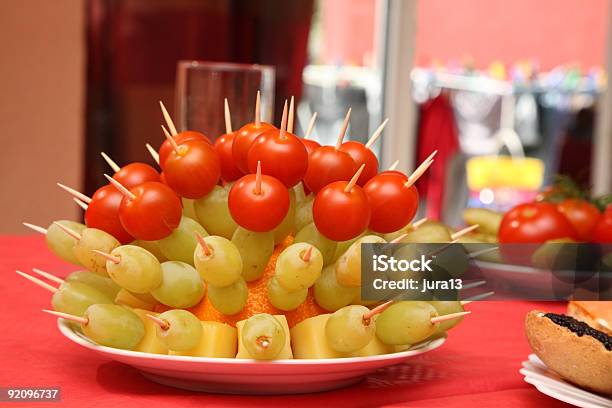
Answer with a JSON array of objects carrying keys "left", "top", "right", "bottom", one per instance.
[{"left": 1, "top": 0, "right": 611, "bottom": 233}]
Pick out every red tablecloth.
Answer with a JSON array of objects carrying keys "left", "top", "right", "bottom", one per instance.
[{"left": 0, "top": 236, "right": 571, "bottom": 407}]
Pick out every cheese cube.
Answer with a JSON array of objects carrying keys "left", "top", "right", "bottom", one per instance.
[
  {"left": 170, "top": 321, "right": 237, "bottom": 358},
  {"left": 131, "top": 309, "right": 168, "bottom": 355},
  {"left": 290, "top": 314, "right": 343, "bottom": 359}
]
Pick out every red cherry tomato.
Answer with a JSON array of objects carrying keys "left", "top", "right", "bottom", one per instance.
[
  {"left": 313, "top": 180, "right": 371, "bottom": 241},
  {"left": 498, "top": 202, "right": 578, "bottom": 243},
  {"left": 378, "top": 170, "right": 407, "bottom": 179},
  {"left": 228, "top": 172, "right": 290, "bottom": 232},
  {"left": 112, "top": 162, "right": 160, "bottom": 189},
  {"left": 159, "top": 130, "right": 211, "bottom": 169},
  {"left": 339, "top": 141, "right": 379, "bottom": 185},
  {"left": 232, "top": 122, "right": 275, "bottom": 173},
  {"left": 164, "top": 140, "right": 221, "bottom": 199},
  {"left": 118, "top": 181, "right": 182, "bottom": 240},
  {"left": 85, "top": 185, "right": 133, "bottom": 244},
  {"left": 247, "top": 129, "right": 308, "bottom": 188},
  {"left": 301, "top": 138, "right": 321, "bottom": 157},
  {"left": 214, "top": 132, "right": 243, "bottom": 182},
  {"left": 556, "top": 199, "right": 601, "bottom": 241},
  {"left": 592, "top": 205, "right": 612, "bottom": 243},
  {"left": 303, "top": 146, "right": 356, "bottom": 194},
  {"left": 363, "top": 173, "right": 418, "bottom": 233}
]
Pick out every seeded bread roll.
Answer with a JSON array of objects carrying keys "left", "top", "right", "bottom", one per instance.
[{"left": 525, "top": 310, "right": 612, "bottom": 395}]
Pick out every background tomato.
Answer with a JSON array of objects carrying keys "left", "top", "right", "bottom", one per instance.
[
  {"left": 163, "top": 140, "right": 221, "bottom": 199},
  {"left": 85, "top": 185, "right": 133, "bottom": 243},
  {"left": 214, "top": 132, "right": 243, "bottom": 182},
  {"left": 363, "top": 173, "right": 418, "bottom": 233},
  {"left": 301, "top": 138, "right": 321, "bottom": 157},
  {"left": 232, "top": 122, "right": 275, "bottom": 173},
  {"left": 339, "top": 141, "right": 379, "bottom": 185},
  {"left": 592, "top": 205, "right": 612, "bottom": 243},
  {"left": 303, "top": 146, "right": 356, "bottom": 194},
  {"left": 313, "top": 179, "right": 371, "bottom": 241},
  {"left": 112, "top": 162, "right": 160, "bottom": 189},
  {"left": 228, "top": 170, "right": 289, "bottom": 232},
  {"left": 498, "top": 202, "right": 577, "bottom": 243},
  {"left": 556, "top": 199, "right": 601, "bottom": 241},
  {"left": 118, "top": 181, "right": 182, "bottom": 240}
]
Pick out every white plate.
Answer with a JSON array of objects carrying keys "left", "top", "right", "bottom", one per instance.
[
  {"left": 520, "top": 354, "right": 612, "bottom": 408},
  {"left": 58, "top": 319, "right": 445, "bottom": 394}
]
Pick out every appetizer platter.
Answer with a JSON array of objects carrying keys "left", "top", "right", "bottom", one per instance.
[{"left": 18, "top": 93, "right": 481, "bottom": 394}]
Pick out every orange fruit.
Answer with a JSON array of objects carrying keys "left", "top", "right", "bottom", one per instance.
[{"left": 157, "top": 236, "right": 326, "bottom": 328}]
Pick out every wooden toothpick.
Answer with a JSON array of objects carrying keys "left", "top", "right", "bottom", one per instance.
[
  {"left": 344, "top": 164, "right": 365, "bottom": 193},
  {"left": 101, "top": 152, "right": 120, "bottom": 173},
  {"left": 146, "top": 314, "right": 170, "bottom": 330},
  {"left": 279, "top": 100, "right": 288, "bottom": 139},
  {"left": 195, "top": 232, "right": 212, "bottom": 256},
  {"left": 73, "top": 197, "right": 88, "bottom": 211},
  {"left": 335, "top": 108, "right": 352, "bottom": 150},
  {"left": 304, "top": 112, "right": 318, "bottom": 139},
  {"left": 224, "top": 98, "right": 232, "bottom": 134},
  {"left": 92, "top": 249, "right": 120, "bottom": 264},
  {"left": 104, "top": 174, "right": 136, "bottom": 200},
  {"left": 16, "top": 270, "right": 58, "bottom": 293},
  {"left": 254, "top": 161, "right": 262, "bottom": 195},
  {"left": 430, "top": 311, "right": 471, "bottom": 324},
  {"left": 255, "top": 91, "right": 261, "bottom": 127},
  {"left": 288, "top": 96, "right": 295, "bottom": 134},
  {"left": 31, "top": 268, "right": 65, "bottom": 285},
  {"left": 159, "top": 101, "right": 178, "bottom": 136},
  {"left": 405, "top": 150, "right": 437, "bottom": 188},
  {"left": 461, "top": 291, "right": 495, "bottom": 304},
  {"left": 23, "top": 222, "right": 47, "bottom": 235},
  {"left": 362, "top": 300, "right": 393, "bottom": 325},
  {"left": 388, "top": 160, "right": 400, "bottom": 171},
  {"left": 365, "top": 118, "right": 389, "bottom": 149},
  {"left": 42, "top": 309, "right": 88, "bottom": 325},
  {"left": 450, "top": 224, "right": 479, "bottom": 240},
  {"left": 146, "top": 143, "right": 160, "bottom": 165},
  {"left": 161, "top": 125, "right": 179, "bottom": 152},
  {"left": 300, "top": 245, "right": 313, "bottom": 262},
  {"left": 53, "top": 222, "right": 82, "bottom": 241},
  {"left": 57, "top": 183, "right": 92, "bottom": 204}
]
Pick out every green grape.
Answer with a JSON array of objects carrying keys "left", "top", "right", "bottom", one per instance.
[
  {"left": 330, "top": 232, "right": 366, "bottom": 264},
  {"left": 294, "top": 222, "right": 337, "bottom": 266},
  {"left": 292, "top": 183, "right": 308, "bottom": 206},
  {"left": 154, "top": 309, "right": 202, "bottom": 351},
  {"left": 335, "top": 235, "right": 386, "bottom": 287},
  {"left": 182, "top": 197, "right": 198, "bottom": 220},
  {"left": 194, "top": 185, "right": 238, "bottom": 239},
  {"left": 65, "top": 270, "right": 120, "bottom": 299},
  {"left": 325, "top": 305, "right": 375, "bottom": 352},
  {"left": 275, "top": 242, "right": 323, "bottom": 291},
  {"left": 193, "top": 235, "right": 242, "bottom": 287},
  {"left": 267, "top": 277, "right": 307, "bottom": 311},
  {"left": 132, "top": 239, "right": 168, "bottom": 262},
  {"left": 152, "top": 261, "right": 205, "bottom": 308},
  {"left": 241, "top": 314, "right": 286, "bottom": 360},
  {"left": 73, "top": 228, "right": 121, "bottom": 276},
  {"left": 156, "top": 216, "right": 208, "bottom": 265},
  {"left": 207, "top": 277, "right": 248, "bottom": 315},
  {"left": 294, "top": 193, "right": 314, "bottom": 233},
  {"left": 51, "top": 281, "right": 113, "bottom": 316},
  {"left": 400, "top": 223, "right": 452, "bottom": 243},
  {"left": 313, "top": 265, "right": 359, "bottom": 311},
  {"left": 46, "top": 220, "right": 86, "bottom": 265},
  {"left": 82, "top": 304, "right": 144, "bottom": 349},
  {"left": 273, "top": 189, "right": 296, "bottom": 244},
  {"left": 231, "top": 227, "right": 274, "bottom": 281},
  {"left": 375, "top": 301, "right": 438, "bottom": 345},
  {"left": 428, "top": 301, "right": 465, "bottom": 332},
  {"left": 106, "top": 245, "right": 162, "bottom": 293}
]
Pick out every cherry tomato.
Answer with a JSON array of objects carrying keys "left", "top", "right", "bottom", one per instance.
[
  {"left": 228, "top": 171, "right": 289, "bottom": 232},
  {"left": 112, "top": 162, "right": 160, "bottom": 189},
  {"left": 214, "top": 132, "right": 243, "bottom": 182},
  {"left": 164, "top": 140, "right": 221, "bottom": 199},
  {"left": 556, "top": 199, "right": 601, "bottom": 241},
  {"left": 363, "top": 173, "right": 418, "bottom": 233},
  {"left": 159, "top": 130, "right": 211, "bottom": 168},
  {"left": 247, "top": 129, "right": 308, "bottom": 188},
  {"left": 85, "top": 185, "right": 133, "bottom": 244},
  {"left": 498, "top": 202, "right": 578, "bottom": 243},
  {"left": 232, "top": 122, "right": 275, "bottom": 173},
  {"left": 303, "top": 146, "right": 356, "bottom": 194},
  {"left": 301, "top": 138, "right": 321, "bottom": 157},
  {"left": 313, "top": 180, "right": 371, "bottom": 241},
  {"left": 379, "top": 170, "right": 408, "bottom": 179},
  {"left": 339, "top": 141, "right": 378, "bottom": 185},
  {"left": 118, "top": 181, "right": 182, "bottom": 240},
  {"left": 592, "top": 205, "right": 612, "bottom": 243}
]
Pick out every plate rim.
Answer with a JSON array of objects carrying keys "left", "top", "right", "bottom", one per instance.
[{"left": 58, "top": 318, "right": 446, "bottom": 366}]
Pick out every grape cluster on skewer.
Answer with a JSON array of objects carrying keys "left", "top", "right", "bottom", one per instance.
[{"left": 19, "top": 92, "right": 489, "bottom": 360}]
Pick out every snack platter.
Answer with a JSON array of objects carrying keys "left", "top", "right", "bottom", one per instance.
[
  {"left": 59, "top": 319, "right": 445, "bottom": 394},
  {"left": 19, "top": 93, "right": 477, "bottom": 394}
]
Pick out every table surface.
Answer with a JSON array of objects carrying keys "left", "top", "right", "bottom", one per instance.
[{"left": 0, "top": 235, "right": 572, "bottom": 407}]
